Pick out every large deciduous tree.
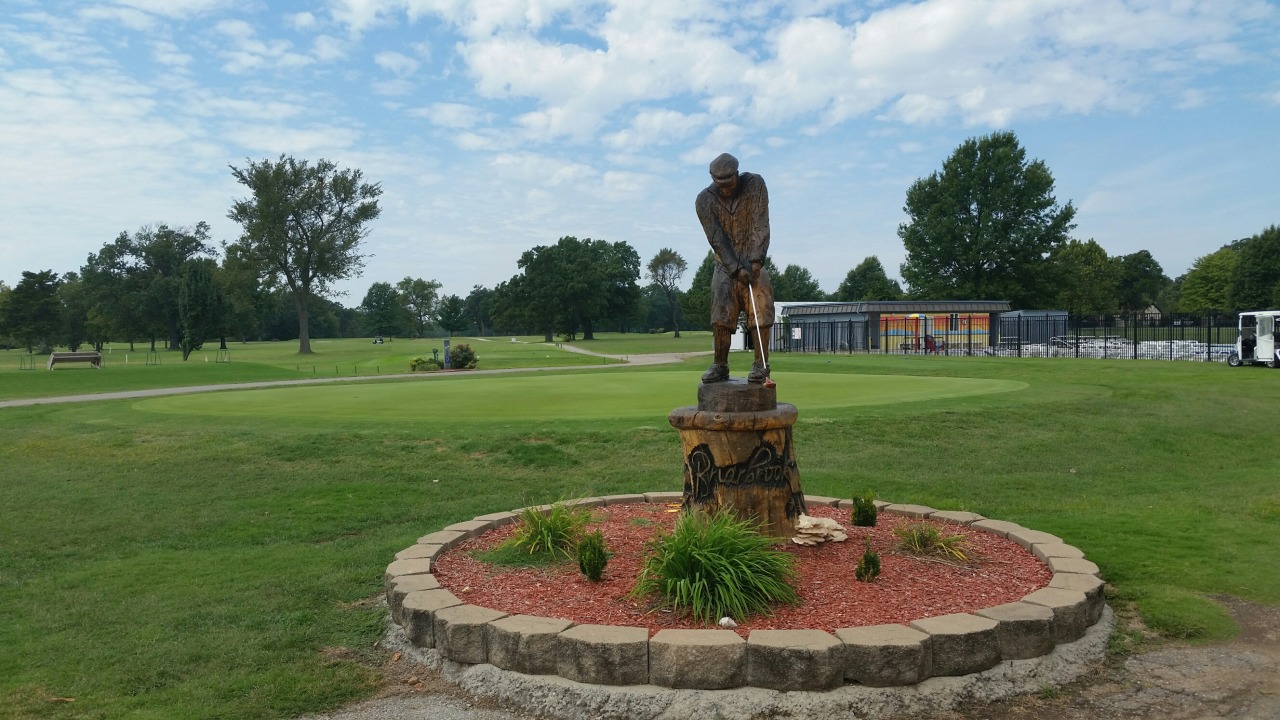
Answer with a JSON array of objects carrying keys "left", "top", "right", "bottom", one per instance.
[
  {"left": 772, "top": 263, "right": 825, "bottom": 301},
  {"left": 178, "top": 259, "right": 227, "bottom": 360},
  {"left": 1116, "top": 250, "right": 1169, "bottom": 312},
  {"left": 493, "top": 237, "right": 641, "bottom": 341},
  {"left": 1051, "top": 239, "right": 1120, "bottom": 315},
  {"left": 1231, "top": 225, "right": 1280, "bottom": 310},
  {"left": 436, "top": 294, "right": 469, "bottom": 336},
  {"left": 899, "top": 131, "right": 1075, "bottom": 307},
  {"left": 227, "top": 156, "right": 382, "bottom": 354},
  {"left": 1180, "top": 247, "right": 1240, "bottom": 313},
  {"left": 646, "top": 248, "right": 687, "bottom": 337},
  {"left": 834, "top": 256, "right": 904, "bottom": 301},
  {"left": 396, "top": 277, "right": 441, "bottom": 338},
  {"left": 464, "top": 285, "right": 493, "bottom": 336},
  {"left": 360, "top": 282, "right": 408, "bottom": 337},
  {"left": 4, "top": 270, "right": 62, "bottom": 352}
]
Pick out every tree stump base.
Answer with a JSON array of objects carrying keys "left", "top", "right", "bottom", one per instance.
[{"left": 669, "top": 379, "right": 806, "bottom": 538}]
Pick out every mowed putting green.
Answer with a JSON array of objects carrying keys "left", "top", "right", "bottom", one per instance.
[{"left": 134, "top": 370, "right": 1027, "bottom": 421}]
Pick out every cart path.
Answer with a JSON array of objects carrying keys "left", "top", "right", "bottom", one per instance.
[{"left": 0, "top": 347, "right": 709, "bottom": 409}]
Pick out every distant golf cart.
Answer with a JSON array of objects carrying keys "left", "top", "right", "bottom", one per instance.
[{"left": 1227, "top": 310, "right": 1280, "bottom": 368}]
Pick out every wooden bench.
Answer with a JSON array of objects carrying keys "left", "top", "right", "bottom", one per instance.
[{"left": 47, "top": 351, "right": 103, "bottom": 370}]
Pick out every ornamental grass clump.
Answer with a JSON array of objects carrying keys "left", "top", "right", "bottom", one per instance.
[
  {"left": 576, "top": 529, "right": 610, "bottom": 582},
  {"left": 894, "top": 521, "right": 972, "bottom": 563},
  {"left": 629, "top": 509, "right": 799, "bottom": 624},
  {"left": 502, "top": 501, "right": 591, "bottom": 560}
]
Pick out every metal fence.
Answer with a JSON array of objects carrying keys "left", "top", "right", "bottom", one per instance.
[{"left": 772, "top": 312, "right": 1238, "bottom": 362}]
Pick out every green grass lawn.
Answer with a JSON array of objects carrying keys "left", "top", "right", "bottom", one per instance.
[
  {"left": 2, "top": 339, "right": 1278, "bottom": 719},
  {"left": 0, "top": 336, "right": 611, "bottom": 402}
]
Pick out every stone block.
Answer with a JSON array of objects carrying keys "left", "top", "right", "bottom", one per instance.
[
  {"left": 1047, "top": 556, "right": 1101, "bottom": 577},
  {"left": 929, "top": 510, "right": 985, "bottom": 525},
  {"left": 556, "top": 624, "right": 649, "bottom": 686},
  {"left": 969, "top": 519, "right": 1025, "bottom": 538},
  {"left": 416, "top": 529, "right": 466, "bottom": 547},
  {"left": 746, "top": 629, "right": 844, "bottom": 691},
  {"left": 394, "top": 543, "right": 444, "bottom": 561},
  {"left": 433, "top": 604, "right": 508, "bottom": 664},
  {"left": 1006, "top": 529, "right": 1063, "bottom": 550},
  {"left": 384, "top": 558, "right": 430, "bottom": 587},
  {"left": 835, "top": 624, "right": 931, "bottom": 687},
  {"left": 909, "top": 613, "right": 1000, "bottom": 677},
  {"left": 1022, "top": 587, "right": 1090, "bottom": 642},
  {"left": 975, "top": 602, "right": 1055, "bottom": 660},
  {"left": 803, "top": 495, "right": 842, "bottom": 507},
  {"left": 386, "top": 574, "right": 440, "bottom": 625},
  {"left": 486, "top": 615, "right": 575, "bottom": 675},
  {"left": 882, "top": 503, "right": 936, "bottom": 518},
  {"left": 873, "top": 500, "right": 890, "bottom": 510},
  {"left": 836, "top": 498, "right": 853, "bottom": 510},
  {"left": 442, "top": 519, "right": 493, "bottom": 541},
  {"left": 1032, "top": 542, "right": 1086, "bottom": 562},
  {"left": 643, "top": 491, "right": 683, "bottom": 504},
  {"left": 400, "top": 588, "right": 462, "bottom": 648},
  {"left": 649, "top": 629, "right": 746, "bottom": 689},
  {"left": 1050, "top": 573, "right": 1107, "bottom": 624},
  {"left": 565, "top": 496, "right": 606, "bottom": 509},
  {"left": 600, "top": 494, "right": 646, "bottom": 506},
  {"left": 473, "top": 511, "right": 518, "bottom": 527}
]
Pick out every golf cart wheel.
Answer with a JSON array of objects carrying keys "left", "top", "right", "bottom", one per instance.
[
  {"left": 1269, "top": 358, "right": 1280, "bottom": 369},
  {"left": 1227, "top": 353, "right": 1242, "bottom": 367}
]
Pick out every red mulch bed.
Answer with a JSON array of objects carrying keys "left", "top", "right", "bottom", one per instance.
[{"left": 431, "top": 504, "right": 1051, "bottom": 638}]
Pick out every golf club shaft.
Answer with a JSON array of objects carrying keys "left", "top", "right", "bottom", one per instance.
[{"left": 747, "top": 281, "right": 768, "bottom": 373}]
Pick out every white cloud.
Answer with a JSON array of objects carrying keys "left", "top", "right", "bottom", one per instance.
[
  {"left": 287, "top": 11, "right": 317, "bottom": 31},
  {"left": 114, "top": 0, "right": 228, "bottom": 18},
  {"left": 214, "top": 19, "right": 312, "bottom": 74},
  {"left": 152, "top": 40, "right": 191, "bottom": 68},
  {"left": 411, "top": 102, "right": 489, "bottom": 128},
  {"left": 312, "top": 34, "right": 346, "bottom": 61},
  {"left": 374, "top": 50, "right": 418, "bottom": 75},
  {"left": 78, "top": 6, "right": 156, "bottom": 31}
]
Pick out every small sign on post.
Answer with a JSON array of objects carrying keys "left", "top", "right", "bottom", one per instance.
[{"left": 443, "top": 339, "right": 452, "bottom": 369}]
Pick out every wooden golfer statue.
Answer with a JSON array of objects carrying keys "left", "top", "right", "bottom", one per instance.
[
  {"left": 670, "top": 152, "right": 804, "bottom": 538},
  {"left": 695, "top": 153, "right": 774, "bottom": 384}
]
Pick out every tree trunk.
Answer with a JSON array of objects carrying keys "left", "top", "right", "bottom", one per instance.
[
  {"left": 295, "top": 293, "right": 313, "bottom": 354},
  {"left": 583, "top": 318, "right": 595, "bottom": 340},
  {"left": 667, "top": 289, "right": 682, "bottom": 338},
  {"left": 669, "top": 380, "right": 806, "bottom": 538}
]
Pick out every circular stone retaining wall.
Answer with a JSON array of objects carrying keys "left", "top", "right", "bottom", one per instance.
[{"left": 384, "top": 493, "right": 1107, "bottom": 693}]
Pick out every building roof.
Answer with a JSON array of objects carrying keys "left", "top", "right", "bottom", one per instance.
[{"left": 781, "top": 300, "right": 1012, "bottom": 316}]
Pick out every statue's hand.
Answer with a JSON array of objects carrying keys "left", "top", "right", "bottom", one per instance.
[{"left": 735, "top": 266, "right": 752, "bottom": 285}]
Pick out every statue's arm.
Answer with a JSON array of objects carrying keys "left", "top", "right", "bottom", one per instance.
[{"left": 747, "top": 177, "right": 771, "bottom": 279}]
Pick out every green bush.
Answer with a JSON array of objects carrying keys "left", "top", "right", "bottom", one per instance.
[
  {"left": 851, "top": 492, "right": 877, "bottom": 527},
  {"left": 629, "top": 509, "right": 799, "bottom": 624},
  {"left": 855, "top": 536, "right": 881, "bottom": 582},
  {"left": 893, "top": 521, "right": 971, "bottom": 562},
  {"left": 502, "top": 501, "right": 590, "bottom": 560},
  {"left": 408, "top": 356, "right": 442, "bottom": 372},
  {"left": 449, "top": 343, "right": 479, "bottom": 369},
  {"left": 576, "top": 529, "right": 610, "bottom": 582}
]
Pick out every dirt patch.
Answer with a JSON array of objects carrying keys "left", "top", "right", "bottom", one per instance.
[{"left": 923, "top": 596, "right": 1280, "bottom": 720}]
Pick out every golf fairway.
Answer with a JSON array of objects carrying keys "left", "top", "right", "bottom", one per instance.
[{"left": 133, "top": 371, "right": 1026, "bottom": 422}]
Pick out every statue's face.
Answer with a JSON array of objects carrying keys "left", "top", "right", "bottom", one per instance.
[{"left": 712, "top": 172, "right": 738, "bottom": 198}]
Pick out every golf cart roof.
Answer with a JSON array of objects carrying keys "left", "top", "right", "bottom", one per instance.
[{"left": 1240, "top": 310, "right": 1280, "bottom": 317}]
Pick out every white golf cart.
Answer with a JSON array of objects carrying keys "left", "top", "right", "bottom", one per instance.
[{"left": 1227, "top": 310, "right": 1280, "bottom": 368}]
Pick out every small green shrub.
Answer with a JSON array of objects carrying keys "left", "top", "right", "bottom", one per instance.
[
  {"left": 894, "top": 521, "right": 971, "bottom": 562},
  {"left": 629, "top": 509, "right": 799, "bottom": 624},
  {"left": 502, "top": 502, "right": 590, "bottom": 560},
  {"left": 409, "top": 356, "right": 442, "bottom": 372},
  {"left": 576, "top": 530, "right": 610, "bottom": 582},
  {"left": 449, "top": 343, "right": 479, "bottom": 369},
  {"left": 851, "top": 492, "right": 877, "bottom": 527},
  {"left": 855, "top": 537, "right": 881, "bottom": 582}
]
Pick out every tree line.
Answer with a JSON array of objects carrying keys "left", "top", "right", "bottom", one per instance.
[{"left": 3, "top": 134, "right": 1275, "bottom": 355}]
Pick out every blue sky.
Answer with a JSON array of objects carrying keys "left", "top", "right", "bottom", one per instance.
[{"left": 2, "top": 0, "right": 1277, "bottom": 303}]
